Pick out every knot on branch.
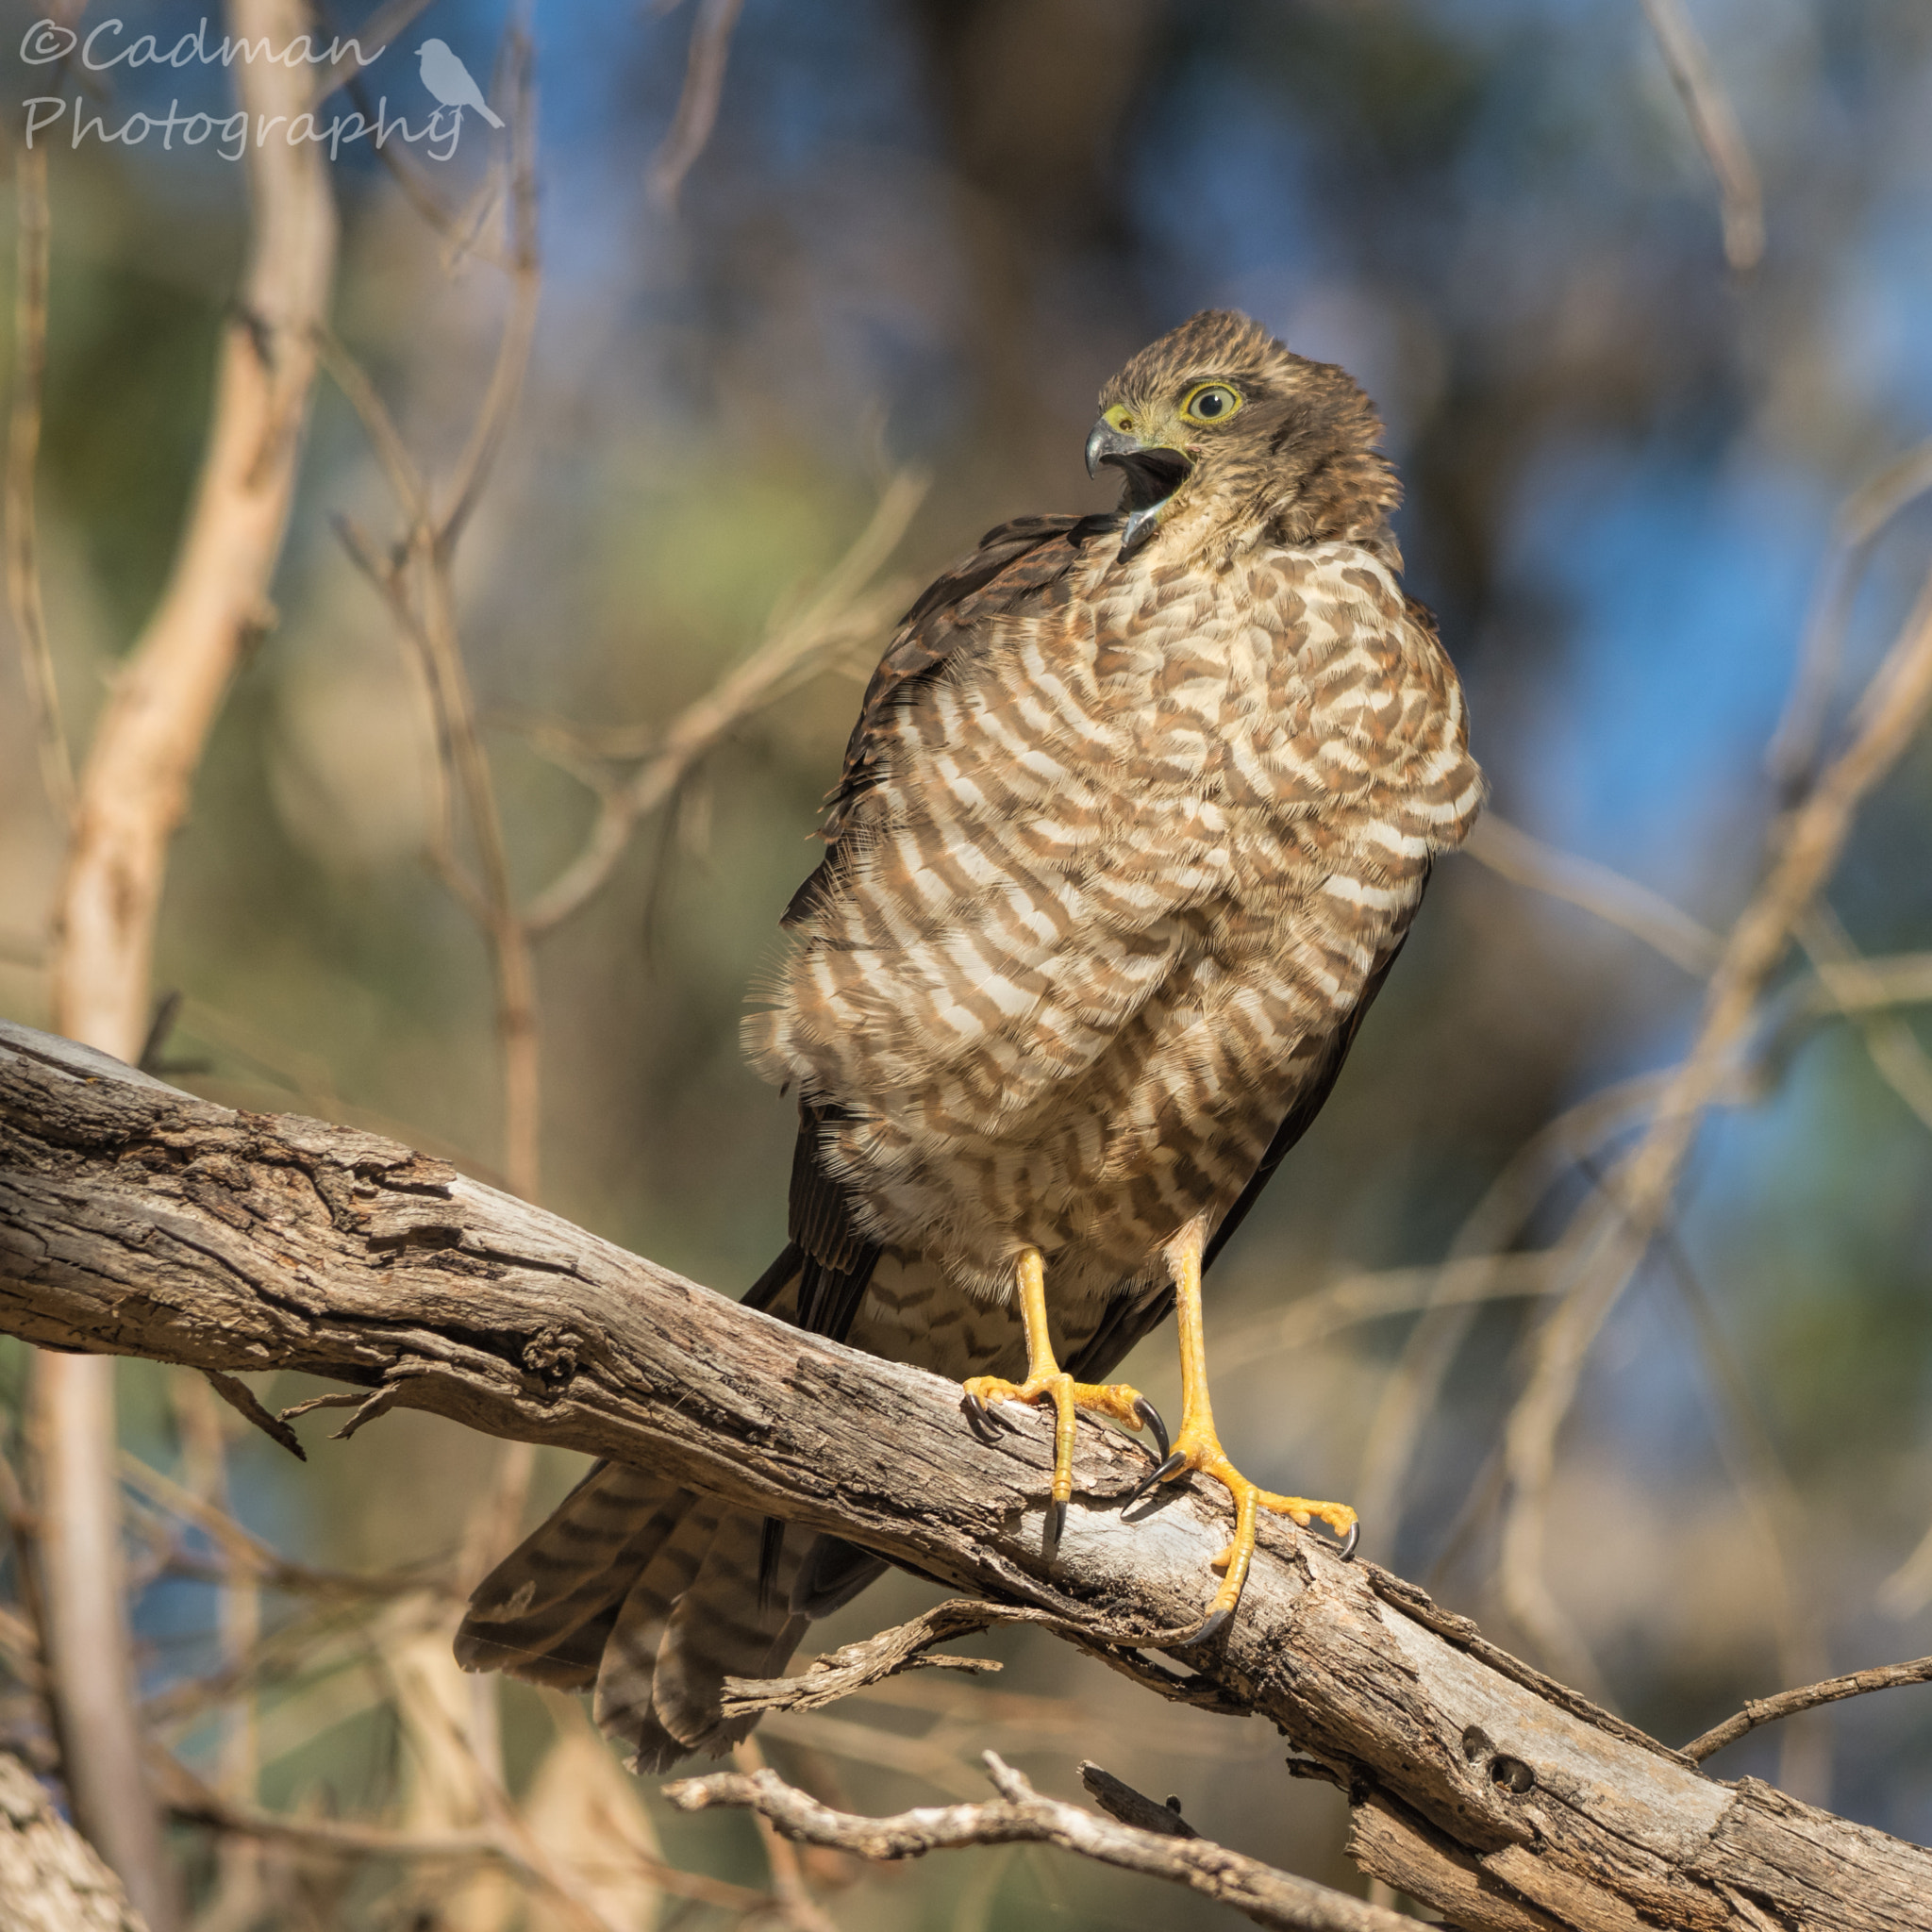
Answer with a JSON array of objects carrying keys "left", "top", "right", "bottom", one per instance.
[{"left": 522, "top": 1324, "right": 583, "bottom": 1389}]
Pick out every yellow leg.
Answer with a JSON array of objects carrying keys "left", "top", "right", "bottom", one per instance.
[
  {"left": 962, "top": 1247, "right": 1163, "bottom": 1536},
  {"left": 1134, "top": 1219, "right": 1357, "bottom": 1636}
]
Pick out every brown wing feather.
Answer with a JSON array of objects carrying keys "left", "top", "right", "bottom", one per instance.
[{"left": 785, "top": 511, "right": 1115, "bottom": 927}]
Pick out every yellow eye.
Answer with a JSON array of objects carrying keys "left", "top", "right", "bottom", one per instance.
[{"left": 1181, "top": 383, "right": 1241, "bottom": 425}]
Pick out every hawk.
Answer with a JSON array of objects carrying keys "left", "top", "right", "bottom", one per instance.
[{"left": 457, "top": 309, "right": 1482, "bottom": 1769}]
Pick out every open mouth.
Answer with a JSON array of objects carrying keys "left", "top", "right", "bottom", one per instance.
[
  {"left": 1101, "top": 447, "right": 1191, "bottom": 557},
  {"left": 1101, "top": 445, "right": 1192, "bottom": 511}
]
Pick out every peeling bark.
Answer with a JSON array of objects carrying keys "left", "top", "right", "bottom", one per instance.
[{"left": 1, "top": 1020, "right": 1928, "bottom": 1930}]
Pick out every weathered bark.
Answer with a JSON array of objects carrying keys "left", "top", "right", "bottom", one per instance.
[
  {"left": 0, "top": 1752, "right": 147, "bottom": 1932},
  {"left": 0, "top": 1019, "right": 1927, "bottom": 1932}
]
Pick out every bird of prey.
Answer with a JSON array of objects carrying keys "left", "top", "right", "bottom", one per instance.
[
  {"left": 457, "top": 309, "right": 1483, "bottom": 1770},
  {"left": 415, "top": 39, "right": 505, "bottom": 129}
]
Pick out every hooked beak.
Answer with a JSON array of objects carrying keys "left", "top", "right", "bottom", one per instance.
[{"left": 1084, "top": 418, "right": 1191, "bottom": 558}]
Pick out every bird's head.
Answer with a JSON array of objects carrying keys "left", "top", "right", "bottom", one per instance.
[
  {"left": 417, "top": 38, "right": 445, "bottom": 64},
  {"left": 1086, "top": 308, "right": 1398, "bottom": 560}
]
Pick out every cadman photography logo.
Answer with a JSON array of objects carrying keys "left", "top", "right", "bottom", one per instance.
[{"left": 21, "top": 15, "right": 501, "bottom": 161}]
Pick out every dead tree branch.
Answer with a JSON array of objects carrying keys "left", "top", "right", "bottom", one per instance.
[
  {"left": 4, "top": 1021, "right": 1932, "bottom": 1930},
  {"left": 1463, "top": 816, "right": 1721, "bottom": 976},
  {"left": 1684, "top": 1657, "right": 1932, "bottom": 1767},
  {"left": 647, "top": 0, "right": 747, "bottom": 212},
  {"left": 6, "top": 140, "right": 70, "bottom": 824},
  {"left": 1638, "top": 0, "right": 1764, "bottom": 273},
  {"left": 32, "top": 9, "right": 338, "bottom": 1919},
  {"left": 667, "top": 1751, "right": 1409, "bottom": 1932},
  {"left": 1497, "top": 557, "right": 1932, "bottom": 1680},
  {"left": 0, "top": 1752, "right": 147, "bottom": 1932}
]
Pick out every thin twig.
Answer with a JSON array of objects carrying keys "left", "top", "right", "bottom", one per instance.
[
  {"left": 1353, "top": 1071, "right": 1677, "bottom": 1554},
  {"left": 1644, "top": 1208, "right": 1834, "bottom": 1802},
  {"left": 1213, "top": 1253, "right": 1557, "bottom": 1376},
  {"left": 118, "top": 1451, "right": 459, "bottom": 1606},
  {"left": 1464, "top": 815, "right": 1721, "bottom": 974},
  {"left": 1878, "top": 1520, "right": 1932, "bottom": 1622},
  {"left": 647, "top": 0, "right": 746, "bottom": 211},
  {"left": 304, "top": 0, "right": 439, "bottom": 108},
  {"left": 5, "top": 139, "right": 71, "bottom": 824},
  {"left": 438, "top": 30, "right": 540, "bottom": 556},
  {"left": 1638, "top": 0, "right": 1764, "bottom": 272},
  {"left": 731, "top": 1738, "right": 840, "bottom": 1932},
  {"left": 723, "top": 1597, "right": 1217, "bottom": 1722},
  {"left": 1799, "top": 909, "right": 1932, "bottom": 1132},
  {"left": 1683, "top": 1656, "right": 1932, "bottom": 1764},
  {"left": 173, "top": 1375, "right": 267, "bottom": 1930},
  {"left": 322, "top": 34, "right": 545, "bottom": 1198},
  {"left": 667, "top": 1753, "right": 1411, "bottom": 1932},
  {"left": 1497, "top": 558, "right": 1932, "bottom": 1677},
  {"left": 174, "top": 1780, "right": 772, "bottom": 1914},
  {"left": 522, "top": 471, "right": 925, "bottom": 936},
  {"left": 1767, "top": 435, "right": 1932, "bottom": 796}
]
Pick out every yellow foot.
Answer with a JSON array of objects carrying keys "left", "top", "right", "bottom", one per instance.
[
  {"left": 962, "top": 1373, "right": 1167, "bottom": 1537},
  {"left": 1126, "top": 1426, "right": 1357, "bottom": 1642}
]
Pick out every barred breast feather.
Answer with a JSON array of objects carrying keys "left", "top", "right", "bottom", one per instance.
[{"left": 744, "top": 517, "right": 1480, "bottom": 1313}]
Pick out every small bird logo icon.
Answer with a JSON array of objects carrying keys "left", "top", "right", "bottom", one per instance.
[{"left": 415, "top": 39, "right": 505, "bottom": 129}]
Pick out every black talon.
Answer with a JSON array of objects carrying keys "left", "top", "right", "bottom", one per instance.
[
  {"left": 1046, "top": 1497, "right": 1067, "bottom": 1548},
  {"left": 962, "top": 1391, "right": 1003, "bottom": 1441},
  {"left": 1125, "top": 1449, "right": 1188, "bottom": 1507},
  {"left": 1132, "top": 1394, "right": 1170, "bottom": 1464},
  {"left": 1175, "top": 1606, "right": 1231, "bottom": 1650},
  {"left": 1338, "top": 1520, "right": 1360, "bottom": 1562}
]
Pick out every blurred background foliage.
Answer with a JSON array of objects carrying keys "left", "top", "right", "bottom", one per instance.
[{"left": 3, "top": 0, "right": 1932, "bottom": 1924}]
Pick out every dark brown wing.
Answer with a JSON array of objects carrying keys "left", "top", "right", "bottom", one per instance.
[
  {"left": 785, "top": 510, "right": 1116, "bottom": 927},
  {"left": 762, "top": 508, "right": 1122, "bottom": 1341},
  {"left": 757, "top": 512, "right": 1124, "bottom": 1336}
]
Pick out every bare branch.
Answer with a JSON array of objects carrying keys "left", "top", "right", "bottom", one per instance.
[
  {"left": 1877, "top": 1518, "right": 1932, "bottom": 1622},
  {"left": 5, "top": 140, "right": 71, "bottom": 825},
  {"left": 721, "top": 1596, "right": 1216, "bottom": 1721},
  {"left": 33, "top": 11, "right": 339, "bottom": 1909},
  {"left": 8, "top": 1020, "right": 1932, "bottom": 1927},
  {"left": 169, "top": 1774, "right": 770, "bottom": 1916},
  {"left": 1799, "top": 909, "right": 1932, "bottom": 1133},
  {"left": 1767, "top": 435, "right": 1932, "bottom": 796},
  {"left": 1463, "top": 815, "right": 1720, "bottom": 976},
  {"left": 28, "top": 1358, "right": 178, "bottom": 1931},
  {"left": 1803, "top": 948, "right": 1932, "bottom": 1014},
  {"left": 647, "top": 0, "right": 747, "bottom": 212},
  {"left": 437, "top": 33, "right": 540, "bottom": 556},
  {"left": 667, "top": 1751, "right": 1411, "bottom": 1932},
  {"left": 729, "top": 1739, "right": 840, "bottom": 1932},
  {"left": 1354, "top": 1072, "right": 1677, "bottom": 1554},
  {"left": 304, "top": 0, "right": 439, "bottom": 110},
  {"left": 521, "top": 470, "right": 926, "bottom": 937},
  {"left": 1497, "top": 557, "right": 1932, "bottom": 1680},
  {"left": 1638, "top": 0, "right": 1765, "bottom": 272},
  {"left": 320, "top": 39, "right": 544, "bottom": 1197},
  {"left": 0, "top": 1751, "right": 147, "bottom": 1932},
  {"left": 1683, "top": 1657, "right": 1932, "bottom": 1765}
]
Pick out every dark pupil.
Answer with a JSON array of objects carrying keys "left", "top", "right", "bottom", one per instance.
[{"left": 1196, "top": 390, "right": 1225, "bottom": 417}]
